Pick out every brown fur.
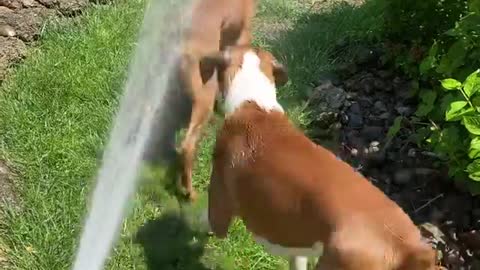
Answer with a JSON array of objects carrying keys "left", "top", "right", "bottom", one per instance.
[
  {"left": 175, "top": 0, "right": 256, "bottom": 201},
  {"left": 207, "top": 48, "right": 439, "bottom": 269}
]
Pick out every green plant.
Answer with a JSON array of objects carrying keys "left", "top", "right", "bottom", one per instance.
[{"left": 382, "top": 0, "right": 480, "bottom": 192}]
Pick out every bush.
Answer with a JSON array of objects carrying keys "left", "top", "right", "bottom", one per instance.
[
  {"left": 384, "top": 0, "right": 468, "bottom": 44},
  {"left": 383, "top": 0, "right": 480, "bottom": 193}
]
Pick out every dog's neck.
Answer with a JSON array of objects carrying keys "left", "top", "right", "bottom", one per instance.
[{"left": 223, "top": 51, "right": 284, "bottom": 115}]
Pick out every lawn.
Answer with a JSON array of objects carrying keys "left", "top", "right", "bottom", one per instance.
[{"left": 0, "top": 0, "right": 384, "bottom": 269}]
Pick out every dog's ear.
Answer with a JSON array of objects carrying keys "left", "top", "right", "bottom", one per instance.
[
  {"left": 271, "top": 58, "right": 288, "bottom": 88},
  {"left": 199, "top": 51, "right": 231, "bottom": 83}
]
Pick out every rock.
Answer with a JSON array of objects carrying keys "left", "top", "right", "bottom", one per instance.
[
  {"left": 348, "top": 102, "right": 361, "bottom": 114},
  {"left": 395, "top": 105, "right": 414, "bottom": 116},
  {"left": 373, "top": 77, "right": 386, "bottom": 91},
  {"left": 0, "top": 24, "right": 14, "bottom": 36},
  {"left": 58, "top": 0, "right": 88, "bottom": 15},
  {"left": 0, "top": 36, "right": 27, "bottom": 81},
  {"left": 378, "top": 112, "right": 391, "bottom": 120},
  {"left": 309, "top": 80, "right": 347, "bottom": 114},
  {"left": 315, "top": 111, "right": 338, "bottom": 128},
  {"left": 420, "top": 222, "right": 447, "bottom": 245},
  {"left": 360, "top": 126, "right": 384, "bottom": 141},
  {"left": 1, "top": 0, "right": 42, "bottom": 8},
  {"left": 393, "top": 169, "right": 412, "bottom": 185},
  {"left": 339, "top": 112, "right": 349, "bottom": 125},
  {"left": 373, "top": 100, "right": 387, "bottom": 113},
  {"left": 0, "top": 7, "right": 56, "bottom": 42},
  {"left": 358, "top": 76, "right": 375, "bottom": 94},
  {"left": 357, "top": 96, "right": 373, "bottom": 108},
  {"left": 36, "top": 0, "right": 54, "bottom": 7},
  {"left": 21, "top": 0, "right": 42, "bottom": 7},
  {"left": 347, "top": 113, "right": 363, "bottom": 129},
  {"left": 377, "top": 69, "right": 393, "bottom": 79},
  {"left": 0, "top": 0, "right": 22, "bottom": 9}
]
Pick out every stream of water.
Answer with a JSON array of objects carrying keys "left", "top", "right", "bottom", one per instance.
[{"left": 72, "top": 0, "right": 193, "bottom": 269}]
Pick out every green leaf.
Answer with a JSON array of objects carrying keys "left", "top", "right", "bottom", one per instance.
[
  {"left": 436, "top": 40, "right": 468, "bottom": 75},
  {"left": 473, "top": 96, "right": 480, "bottom": 109},
  {"left": 441, "top": 78, "right": 462, "bottom": 90},
  {"left": 419, "top": 42, "right": 438, "bottom": 75},
  {"left": 387, "top": 116, "right": 403, "bottom": 139},
  {"left": 464, "top": 70, "right": 480, "bottom": 98},
  {"left": 469, "top": 137, "right": 480, "bottom": 159},
  {"left": 467, "top": 159, "right": 480, "bottom": 181},
  {"left": 469, "top": 0, "right": 480, "bottom": 14},
  {"left": 463, "top": 116, "right": 480, "bottom": 135},
  {"left": 446, "top": 101, "right": 473, "bottom": 121},
  {"left": 415, "top": 89, "right": 437, "bottom": 117}
]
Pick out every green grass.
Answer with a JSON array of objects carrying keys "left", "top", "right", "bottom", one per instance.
[{"left": 0, "top": 0, "right": 385, "bottom": 269}]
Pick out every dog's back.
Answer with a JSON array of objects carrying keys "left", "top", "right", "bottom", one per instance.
[
  {"left": 187, "top": 0, "right": 255, "bottom": 55},
  {"left": 213, "top": 102, "right": 438, "bottom": 269}
]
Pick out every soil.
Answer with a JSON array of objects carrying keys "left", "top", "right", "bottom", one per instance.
[
  {"left": 0, "top": 161, "right": 17, "bottom": 269},
  {"left": 0, "top": 0, "right": 93, "bottom": 83},
  {"left": 306, "top": 42, "right": 480, "bottom": 269}
]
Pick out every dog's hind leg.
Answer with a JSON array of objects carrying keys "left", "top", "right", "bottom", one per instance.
[{"left": 178, "top": 54, "right": 218, "bottom": 201}]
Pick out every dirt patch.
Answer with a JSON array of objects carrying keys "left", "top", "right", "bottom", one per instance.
[
  {"left": 307, "top": 43, "right": 480, "bottom": 269},
  {"left": 0, "top": 160, "right": 17, "bottom": 269},
  {"left": 0, "top": 0, "right": 93, "bottom": 82},
  {"left": 0, "top": 160, "right": 19, "bottom": 212}
]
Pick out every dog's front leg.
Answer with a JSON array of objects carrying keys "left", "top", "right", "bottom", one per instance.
[{"left": 289, "top": 256, "right": 308, "bottom": 270}]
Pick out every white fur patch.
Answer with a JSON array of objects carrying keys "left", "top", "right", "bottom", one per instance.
[
  {"left": 253, "top": 235, "right": 324, "bottom": 257},
  {"left": 224, "top": 51, "right": 284, "bottom": 115}
]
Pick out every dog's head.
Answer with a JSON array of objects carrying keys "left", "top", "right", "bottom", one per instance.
[{"left": 200, "top": 46, "right": 288, "bottom": 98}]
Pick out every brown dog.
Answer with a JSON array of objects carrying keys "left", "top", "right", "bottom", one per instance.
[
  {"left": 171, "top": 0, "right": 256, "bottom": 201},
  {"left": 202, "top": 46, "right": 439, "bottom": 270}
]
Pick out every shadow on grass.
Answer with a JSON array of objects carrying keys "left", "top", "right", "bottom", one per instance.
[
  {"left": 257, "top": 0, "right": 385, "bottom": 106},
  {"left": 134, "top": 211, "right": 212, "bottom": 270}
]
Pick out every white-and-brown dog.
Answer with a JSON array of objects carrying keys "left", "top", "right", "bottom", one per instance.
[
  {"left": 202, "top": 45, "right": 440, "bottom": 270},
  {"left": 146, "top": 0, "right": 257, "bottom": 201}
]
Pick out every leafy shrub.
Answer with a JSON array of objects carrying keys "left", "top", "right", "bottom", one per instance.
[
  {"left": 383, "top": 0, "right": 480, "bottom": 192},
  {"left": 384, "top": 0, "right": 468, "bottom": 44}
]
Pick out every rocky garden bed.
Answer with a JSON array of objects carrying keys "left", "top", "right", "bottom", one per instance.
[{"left": 307, "top": 43, "right": 480, "bottom": 269}]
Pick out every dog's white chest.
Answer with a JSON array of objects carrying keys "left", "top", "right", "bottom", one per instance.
[{"left": 253, "top": 235, "right": 324, "bottom": 257}]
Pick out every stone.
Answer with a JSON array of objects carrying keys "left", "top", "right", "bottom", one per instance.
[
  {"left": 373, "top": 77, "right": 386, "bottom": 91},
  {"left": 377, "top": 69, "right": 393, "bottom": 79},
  {"left": 347, "top": 113, "right": 363, "bottom": 129},
  {"left": 393, "top": 169, "right": 412, "bottom": 185},
  {"left": 395, "top": 105, "right": 414, "bottom": 116},
  {"left": 1, "top": 0, "right": 42, "bottom": 8},
  {"left": 0, "top": 0, "right": 22, "bottom": 9},
  {"left": 378, "top": 112, "right": 391, "bottom": 120},
  {"left": 309, "top": 80, "right": 347, "bottom": 114},
  {"left": 360, "top": 126, "right": 384, "bottom": 141},
  {"left": 0, "top": 7, "right": 56, "bottom": 42},
  {"left": 348, "top": 102, "right": 361, "bottom": 114},
  {"left": 0, "top": 24, "right": 14, "bottom": 36},
  {"left": 58, "top": 0, "right": 88, "bottom": 15},
  {"left": 36, "top": 0, "right": 53, "bottom": 6},
  {"left": 373, "top": 100, "right": 387, "bottom": 113}
]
